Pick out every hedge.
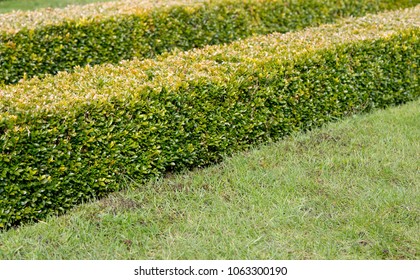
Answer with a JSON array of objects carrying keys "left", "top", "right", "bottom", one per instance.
[
  {"left": 0, "top": 0, "right": 418, "bottom": 85},
  {"left": 0, "top": 7, "right": 419, "bottom": 229}
]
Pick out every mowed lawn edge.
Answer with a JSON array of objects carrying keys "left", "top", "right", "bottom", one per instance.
[{"left": 0, "top": 99, "right": 418, "bottom": 259}]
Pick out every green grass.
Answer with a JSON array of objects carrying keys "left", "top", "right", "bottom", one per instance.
[
  {"left": 0, "top": 0, "right": 114, "bottom": 13},
  {"left": 0, "top": 99, "right": 419, "bottom": 260}
]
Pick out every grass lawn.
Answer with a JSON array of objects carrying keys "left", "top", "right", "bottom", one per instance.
[
  {"left": 0, "top": 99, "right": 418, "bottom": 259},
  {"left": 0, "top": 0, "right": 114, "bottom": 13}
]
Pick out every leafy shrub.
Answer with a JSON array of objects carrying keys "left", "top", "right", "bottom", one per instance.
[
  {"left": 0, "top": 7, "right": 419, "bottom": 229},
  {"left": 0, "top": 0, "right": 418, "bottom": 85}
]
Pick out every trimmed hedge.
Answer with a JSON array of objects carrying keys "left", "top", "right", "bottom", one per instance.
[
  {"left": 0, "top": 7, "right": 419, "bottom": 229},
  {"left": 0, "top": 0, "right": 418, "bottom": 85}
]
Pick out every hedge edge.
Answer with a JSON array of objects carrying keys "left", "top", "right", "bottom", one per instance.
[{"left": 0, "top": 8, "right": 419, "bottom": 229}]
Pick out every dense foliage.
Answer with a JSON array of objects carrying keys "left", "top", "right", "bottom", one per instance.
[
  {"left": 0, "top": 7, "right": 418, "bottom": 229},
  {"left": 0, "top": 0, "right": 418, "bottom": 85}
]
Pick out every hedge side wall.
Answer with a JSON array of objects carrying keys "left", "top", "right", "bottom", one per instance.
[
  {"left": 0, "top": 7, "right": 419, "bottom": 229},
  {"left": 0, "top": 0, "right": 418, "bottom": 85}
]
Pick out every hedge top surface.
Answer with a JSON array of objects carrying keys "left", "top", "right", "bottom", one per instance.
[
  {"left": 0, "top": 0, "right": 213, "bottom": 33},
  {"left": 0, "top": 5, "right": 419, "bottom": 116}
]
